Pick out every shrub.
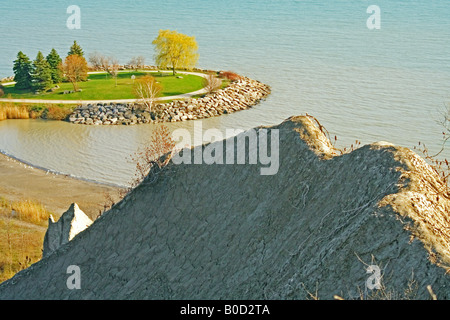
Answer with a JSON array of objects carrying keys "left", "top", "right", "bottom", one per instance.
[
  {"left": 133, "top": 75, "right": 162, "bottom": 112},
  {"left": 45, "top": 105, "right": 74, "bottom": 120},
  {"left": 27, "top": 104, "right": 45, "bottom": 119},
  {"left": 413, "top": 103, "right": 450, "bottom": 196},
  {"left": 219, "top": 71, "right": 242, "bottom": 82},
  {"left": 202, "top": 72, "right": 222, "bottom": 94},
  {"left": 128, "top": 125, "right": 175, "bottom": 190}
]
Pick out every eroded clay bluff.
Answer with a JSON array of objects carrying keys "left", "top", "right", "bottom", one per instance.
[{"left": 0, "top": 115, "right": 449, "bottom": 299}]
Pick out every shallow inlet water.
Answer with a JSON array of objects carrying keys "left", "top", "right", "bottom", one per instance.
[{"left": 0, "top": 0, "right": 449, "bottom": 186}]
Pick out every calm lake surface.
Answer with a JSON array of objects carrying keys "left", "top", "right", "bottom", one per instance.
[{"left": 0, "top": 0, "right": 449, "bottom": 187}]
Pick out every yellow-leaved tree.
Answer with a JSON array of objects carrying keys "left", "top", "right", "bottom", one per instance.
[{"left": 152, "top": 30, "right": 199, "bottom": 76}]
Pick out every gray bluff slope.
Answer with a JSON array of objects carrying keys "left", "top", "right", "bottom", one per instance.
[{"left": 0, "top": 115, "right": 449, "bottom": 299}]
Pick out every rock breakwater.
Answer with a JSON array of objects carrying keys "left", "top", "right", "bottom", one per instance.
[{"left": 68, "top": 77, "right": 271, "bottom": 125}]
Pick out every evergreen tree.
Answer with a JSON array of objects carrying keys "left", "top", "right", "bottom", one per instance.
[
  {"left": 13, "top": 51, "right": 32, "bottom": 90},
  {"left": 68, "top": 40, "right": 84, "bottom": 57},
  {"left": 32, "top": 51, "right": 53, "bottom": 92},
  {"left": 46, "top": 48, "right": 62, "bottom": 83}
]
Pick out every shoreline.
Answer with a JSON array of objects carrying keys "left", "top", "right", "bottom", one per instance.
[
  {"left": 0, "top": 149, "right": 126, "bottom": 189},
  {"left": 0, "top": 152, "right": 125, "bottom": 220}
]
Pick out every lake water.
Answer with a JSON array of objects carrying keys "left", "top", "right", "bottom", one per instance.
[{"left": 0, "top": 0, "right": 449, "bottom": 187}]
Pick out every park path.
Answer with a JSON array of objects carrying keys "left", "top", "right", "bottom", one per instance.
[{"left": 0, "top": 71, "right": 209, "bottom": 104}]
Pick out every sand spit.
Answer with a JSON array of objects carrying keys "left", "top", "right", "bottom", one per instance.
[{"left": 0, "top": 152, "right": 123, "bottom": 219}]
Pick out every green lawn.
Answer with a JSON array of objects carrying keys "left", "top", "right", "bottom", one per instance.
[{"left": 2, "top": 71, "right": 206, "bottom": 100}]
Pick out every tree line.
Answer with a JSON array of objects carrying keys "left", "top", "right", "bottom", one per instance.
[
  {"left": 13, "top": 40, "right": 88, "bottom": 92},
  {"left": 12, "top": 30, "right": 200, "bottom": 94}
]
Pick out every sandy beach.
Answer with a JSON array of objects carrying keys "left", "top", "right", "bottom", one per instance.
[{"left": 0, "top": 152, "right": 125, "bottom": 220}]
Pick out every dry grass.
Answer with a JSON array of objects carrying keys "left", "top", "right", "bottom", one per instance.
[
  {"left": 0, "top": 217, "right": 45, "bottom": 283},
  {"left": 0, "top": 197, "right": 51, "bottom": 225},
  {"left": 0, "top": 197, "right": 50, "bottom": 283},
  {"left": 0, "top": 102, "right": 77, "bottom": 122},
  {"left": 0, "top": 103, "right": 30, "bottom": 121},
  {"left": 11, "top": 200, "right": 51, "bottom": 225}
]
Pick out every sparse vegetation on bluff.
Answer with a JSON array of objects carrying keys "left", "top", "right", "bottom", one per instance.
[{"left": 0, "top": 197, "right": 53, "bottom": 282}]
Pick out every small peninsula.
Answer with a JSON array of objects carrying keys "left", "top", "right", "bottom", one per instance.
[{"left": 0, "top": 33, "right": 271, "bottom": 125}]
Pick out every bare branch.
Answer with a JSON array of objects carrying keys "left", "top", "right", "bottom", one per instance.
[
  {"left": 203, "top": 72, "right": 222, "bottom": 95},
  {"left": 133, "top": 75, "right": 162, "bottom": 112}
]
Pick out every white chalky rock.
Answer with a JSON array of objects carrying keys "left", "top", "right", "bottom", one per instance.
[{"left": 42, "top": 203, "right": 93, "bottom": 257}]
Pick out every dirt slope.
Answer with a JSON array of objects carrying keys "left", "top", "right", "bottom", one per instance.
[{"left": 0, "top": 115, "right": 449, "bottom": 299}]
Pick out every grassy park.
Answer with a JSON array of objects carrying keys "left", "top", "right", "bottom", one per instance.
[{"left": 1, "top": 71, "right": 206, "bottom": 100}]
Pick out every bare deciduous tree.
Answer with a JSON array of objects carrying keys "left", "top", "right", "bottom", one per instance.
[
  {"left": 108, "top": 56, "right": 120, "bottom": 86},
  {"left": 414, "top": 102, "right": 450, "bottom": 198},
  {"left": 203, "top": 72, "right": 222, "bottom": 94},
  {"left": 136, "top": 56, "right": 145, "bottom": 70},
  {"left": 128, "top": 55, "right": 146, "bottom": 71},
  {"left": 133, "top": 75, "right": 163, "bottom": 112},
  {"left": 99, "top": 55, "right": 110, "bottom": 77},
  {"left": 435, "top": 103, "right": 450, "bottom": 156},
  {"left": 88, "top": 51, "right": 103, "bottom": 70},
  {"left": 88, "top": 52, "right": 119, "bottom": 83},
  {"left": 129, "top": 125, "right": 176, "bottom": 189}
]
